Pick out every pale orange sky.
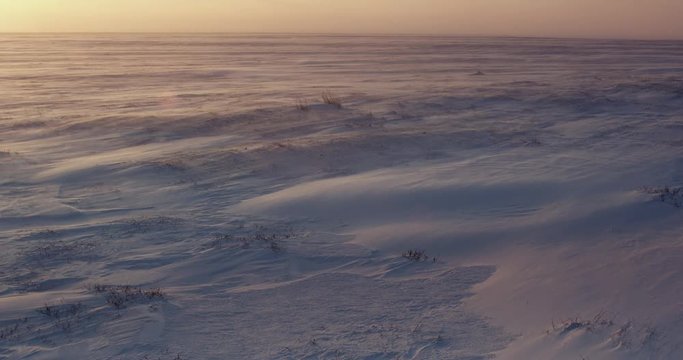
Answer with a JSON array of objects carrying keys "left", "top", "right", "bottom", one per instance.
[{"left": 2, "top": 0, "right": 683, "bottom": 39}]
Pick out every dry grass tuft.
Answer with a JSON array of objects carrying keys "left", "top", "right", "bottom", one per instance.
[
  {"left": 321, "top": 90, "right": 342, "bottom": 109},
  {"left": 295, "top": 98, "right": 310, "bottom": 111}
]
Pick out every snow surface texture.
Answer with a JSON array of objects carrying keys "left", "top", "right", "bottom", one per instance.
[{"left": 1, "top": 34, "right": 683, "bottom": 359}]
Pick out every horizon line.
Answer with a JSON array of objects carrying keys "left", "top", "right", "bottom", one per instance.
[{"left": 1, "top": 31, "right": 682, "bottom": 42}]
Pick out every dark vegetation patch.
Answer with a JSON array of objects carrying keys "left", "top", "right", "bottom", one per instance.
[
  {"left": 139, "top": 353, "right": 185, "bottom": 360},
  {"left": 22, "top": 239, "right": 97, "bottom": 265},
  {"left": 32, "top": 229, "right": 59, "bottom": 237},
  {"left": 642, "top": 186, "right": 683, "bottom": 207},
  {"left": 20, "top": 228, "right": 60, "bottom": 241},
  {"left": 139, "top": 159, "right": 189, "bottom": 173},
  {"left": 0, "top": 302, "right": 87, "bottom": 344},
  {"left": 551, "top": 313, "right": 614, "bottom": 335},
  {"left": 36, "top": 302, "right": 86, "bottom": 332},
  {"left": 90, "top": 284, "right": 166, "bottom": 309},
  {"left": 36, "top": 302, "right": 85, "bottom": 319},
  {"left": 210, "top": 227, "right": 296, "bottom": 253},
  {"left": 522, "top": 137, "right": 543, "bottom": 147},
  {"left": 549, "top": 312, "right": 659, "bottom": 351},
  {"left": 1, "top": 285, "right": 164, "bottom": 347},
  {"left": 121, "top": 216, "right": 185, "bottom": 234},
  {"left": 0, "top": 318, "right": 28, "bottom": 341},
  {"left": 402, "top": 249, "right": 437, "bottom": 263}
]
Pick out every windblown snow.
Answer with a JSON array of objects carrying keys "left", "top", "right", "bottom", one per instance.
[{"left": 1, "top": 34, "right": 683, "bottom": 359}]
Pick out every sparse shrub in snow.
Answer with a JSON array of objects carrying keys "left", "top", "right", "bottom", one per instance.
[
  {"left": 128, "top": 350, "right": 186, "bottom": 360},
  {"left": 36, "top": 302, "right": 86, "bottom": 333},
  {"left": 523, "top": 138, "right": 542, "bottom": 147},
  {"left": 550, "top": 312, "right": 614, "bottom": 335},
  {"left": 21, "top": 228, "right": 58, "bottom": 241},
  {"left": 0, "top": 320, "right": 24, "bottom": 341},
  {"left": 1, "top": 303, "right": 87, "bottom": 343},
  {"left": 90, "top": 285, "right": 165, "bottom": 309},
  {"left": 122, "top": 216, "right": 184, "bottom": 234},
  {"left": 269, "top": 241, "right": 283, "bottom": 253},
  {"left": 23, "top": 238, "right": 97, "bottom": 265},
  {"left": 402, "top": 249, "right": 436, "bottom": 262},
  {"left": 641, "top": 186, "right": 683, "bottom": 207},
  {"left": 36, "top": 302, "right": 84, "bottom": 319},
  {"left": 146, "top": 160, "right": 188, "bottom": 172},
  {"left": 548, "top": 313, "right": 660, "bottom": 353},
  {"left": 211, "top": 228, "right": 294, "bottom": 252},
  {"left": 640, "top": 326, "right": 658, "bottom": 348}
]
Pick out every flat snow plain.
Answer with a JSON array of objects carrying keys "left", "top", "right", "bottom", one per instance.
[{"left": 1, "top": 34, "right": 683, "bottom": 359}]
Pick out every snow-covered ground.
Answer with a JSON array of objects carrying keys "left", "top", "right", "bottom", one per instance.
[{"left": 1, "top": 34, "right": 683, "bottom": 359}]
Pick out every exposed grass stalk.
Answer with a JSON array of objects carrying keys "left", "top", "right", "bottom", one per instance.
[
  {"left": 295, "top": 98, "right": 310, "bottom": 111},
  {"left": 322, "top": 90, "right": 342, "bottom": 109}
]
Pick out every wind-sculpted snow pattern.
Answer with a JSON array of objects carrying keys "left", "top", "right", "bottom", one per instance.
[{"left": 1, "top": 34, "right": 683, "bottom": 359}]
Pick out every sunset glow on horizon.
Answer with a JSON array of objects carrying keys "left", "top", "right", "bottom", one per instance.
[{"left": 2, "top": 0, "right": 683, "bottom": 40}]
